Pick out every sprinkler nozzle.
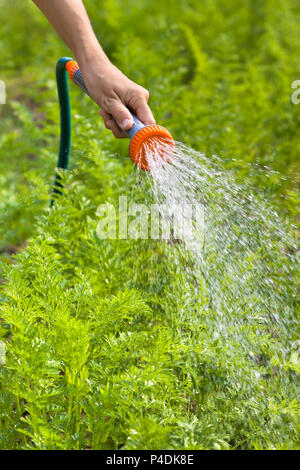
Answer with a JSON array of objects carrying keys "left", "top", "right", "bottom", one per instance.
[
  {"left": 128, "top": 122, "right": 174, "bottom": 171},
  {"left": 65, "top": 59, "right": 174, "bottom": 171}
]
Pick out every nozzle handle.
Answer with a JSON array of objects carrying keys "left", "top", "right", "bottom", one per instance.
[{"left": 68, "top": 61, "right": 145, "bottom": 139}]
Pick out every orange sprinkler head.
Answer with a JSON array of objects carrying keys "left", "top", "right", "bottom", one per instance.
[
  {"left": 65, "top": 60, "right": 79, "bottom": 81},
  {"left": 129, "top": 125, "right": 174, "bottom": 171}
]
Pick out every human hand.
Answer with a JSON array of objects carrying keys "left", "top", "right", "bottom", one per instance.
[
  {"left": 78, "top": 58, "right": 156, "bottom": 138},
  {"left": 32, "top": 1, "right": 155, "bottom": 138}
]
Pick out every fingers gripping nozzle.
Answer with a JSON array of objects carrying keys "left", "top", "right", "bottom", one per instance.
[{"left": 64, "top": 58, "right": 174, "bottom": 171}]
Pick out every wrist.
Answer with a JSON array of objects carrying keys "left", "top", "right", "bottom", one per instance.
[{"left": 75, "top": 42, "right": 110, "bottom": 69}]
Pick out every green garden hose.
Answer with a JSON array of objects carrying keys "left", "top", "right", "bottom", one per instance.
[{"left": 51, "top": 57, "right": 72, "bottom": 205}]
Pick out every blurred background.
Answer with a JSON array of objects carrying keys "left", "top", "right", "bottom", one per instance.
[
  {"left": 0, "top": 1, "right": 299, "bottom": 451},
  {"left": 0, "top": 0, "right": 299, "bottom": 252}
]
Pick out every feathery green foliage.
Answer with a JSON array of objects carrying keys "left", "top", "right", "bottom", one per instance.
[{"left": 0, "top": 0, "right": 299, "bottom": 449}]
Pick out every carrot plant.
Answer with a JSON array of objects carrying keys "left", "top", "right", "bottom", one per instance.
[{"left": 0, "top": 0, "right": 299, "bottom": 449}]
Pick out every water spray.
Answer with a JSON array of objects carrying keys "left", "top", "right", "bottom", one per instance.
[
  {"left": 53, "top": 56, "right": 174, "bottom": 202},
  {"left": 51, "top": 60, "right": 298, "bottom": 390}
]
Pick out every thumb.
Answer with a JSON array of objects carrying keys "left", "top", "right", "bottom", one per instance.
[{"left": 109, "top": 100, "right": 134, "bottom": 131}]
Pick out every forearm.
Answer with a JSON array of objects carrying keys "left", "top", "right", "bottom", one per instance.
[
  {"left": 32, "top": 0, "right": 109, "bottom": 66},
  {"left": 33, "top": 0, "right": 155, "bottom": 134}
]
